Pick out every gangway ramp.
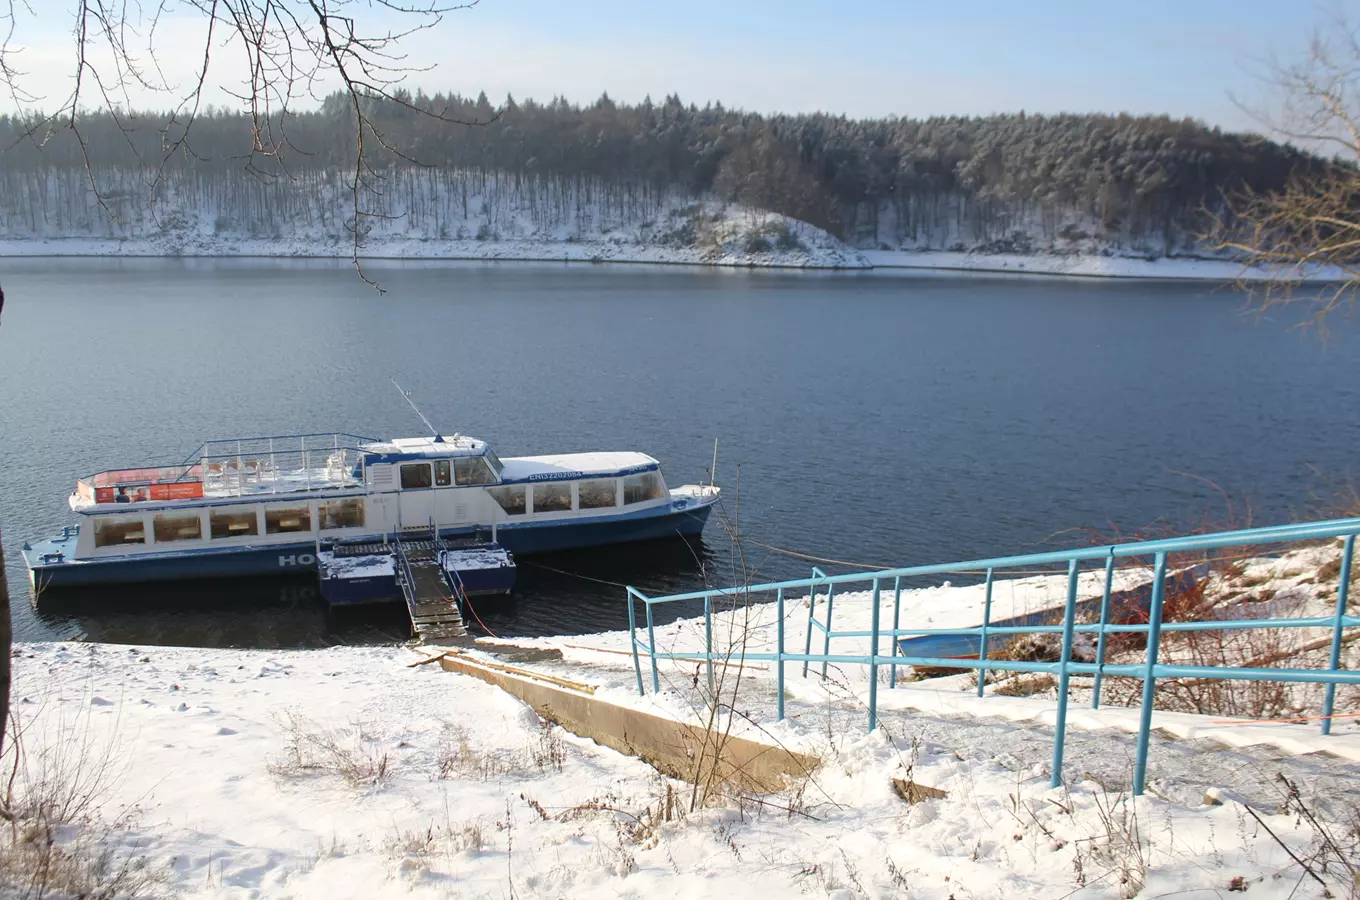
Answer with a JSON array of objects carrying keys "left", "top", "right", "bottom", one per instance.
[{"left": 395, "top": 539, "right": 467, "bottom": 640}]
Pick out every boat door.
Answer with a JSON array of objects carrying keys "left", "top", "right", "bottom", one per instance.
[{"left": 397, "top": 460, "right": 439, "bottom": 530}]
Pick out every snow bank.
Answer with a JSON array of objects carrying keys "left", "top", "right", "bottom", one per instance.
[{"left": 10, "top": 638, "right": 1357, "bottom": 899}]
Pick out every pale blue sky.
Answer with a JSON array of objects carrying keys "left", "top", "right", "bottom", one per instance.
[
  {"left": 397, "top": 0, "right": 1331, "bottom": 129},
  {"left": 4, "top": 0, "right": 1343, "bottom": 130}
]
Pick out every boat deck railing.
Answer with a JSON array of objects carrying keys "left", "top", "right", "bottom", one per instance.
[
  {"left": 624, "top": 516, "right": 1360, "bottom": 796},
  {"left": 76, "top": 432, "right": 378, "bottom": 505}
]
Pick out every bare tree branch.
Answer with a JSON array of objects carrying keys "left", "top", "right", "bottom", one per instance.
[
  {"left": 0, "top": 0, "right": 492, "bottom": 288},
  {"left": 1209, "top": 13, "right": 1360, "bottom": 330}
]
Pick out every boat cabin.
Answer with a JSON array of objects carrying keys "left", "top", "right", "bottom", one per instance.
[{"left": 64, "top": 432, "right": 674, "bottom": 559}]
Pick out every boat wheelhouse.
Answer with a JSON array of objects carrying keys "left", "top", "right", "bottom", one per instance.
[{"left": 23, "top": 431, "right": 719, "bottom": 590}]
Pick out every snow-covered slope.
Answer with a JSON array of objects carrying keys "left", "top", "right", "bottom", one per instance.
[
  {"left": 9, "top": 636, "right": 1356, "bottom": 900},
  {"left": 0, "top": 167, "right": 1334, "bottom": 278},
  {"left": 0, "top": 168, "right": 867, "bottom": 268}
]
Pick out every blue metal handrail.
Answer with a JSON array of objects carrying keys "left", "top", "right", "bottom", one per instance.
[{"left": 625, "top": 518, "right": 1360, "bottom": 795}]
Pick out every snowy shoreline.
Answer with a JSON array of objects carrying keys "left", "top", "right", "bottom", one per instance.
[
  {"left": 0, "top": 237, "right": 1316, "bottom": 281},
  {"left": 6, "top": 545, "right": 1358, "bottom": 898}
]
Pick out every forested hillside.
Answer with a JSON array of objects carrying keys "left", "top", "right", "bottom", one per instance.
[{"left": 0, "top": 92, "right": 1321, "bottom": 257}]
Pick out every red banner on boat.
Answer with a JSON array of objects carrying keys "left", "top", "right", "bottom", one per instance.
[
  {"left": 93, "top": 482, "right": 202, "bottom": 503},
  {"left": 149, "top": 482, "right": 204, "bottom": 501}
]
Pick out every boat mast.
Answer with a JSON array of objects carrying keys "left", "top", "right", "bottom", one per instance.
[{"left": 392, "top": 379, "right": 445, "bottom": 441}]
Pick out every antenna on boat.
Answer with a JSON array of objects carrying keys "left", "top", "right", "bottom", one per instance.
[{"left": 392, "top": 379, "right": 444, "bottom": 442}]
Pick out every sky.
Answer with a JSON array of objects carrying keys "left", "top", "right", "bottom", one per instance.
[{"left": 0, "top": 0, "right": 1345, "bottom": 131}]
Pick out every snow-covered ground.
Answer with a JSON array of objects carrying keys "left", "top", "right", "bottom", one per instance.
[
  {"left": 6, "top": 544, "right": 1357, "bottom": 899},
  {"left": 861, "top": 250, "right": 1344, "bottom": 281}
]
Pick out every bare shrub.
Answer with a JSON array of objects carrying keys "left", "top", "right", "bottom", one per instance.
[
  {"left": 268, "top": 711, "right": 390, "bottom": 786},
  {"left": 0, "top": 704, "right": 166, "bottom": 898},
  {"left": 0, "top": 827, "right": 165, "bottom": 900},
  {"left": 529, "top": 719, "right": 566, "bottom": 774},
  {"left": 1274, "top": 774, "right": 1360, "bottom": 900}
]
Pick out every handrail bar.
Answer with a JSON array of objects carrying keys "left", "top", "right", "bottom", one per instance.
[
  {"left": 629, "top": 516, "right": 1360, "bottom": 606},
  {"left": 624, "top": 518, "right": 1360, "bottom": 797}
]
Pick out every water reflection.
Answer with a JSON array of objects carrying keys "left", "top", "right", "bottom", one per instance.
[{"left": 30, "top": 536, "right": 717, "bottom": 648}]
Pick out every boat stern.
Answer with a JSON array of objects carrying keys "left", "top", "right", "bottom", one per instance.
[
  {"left": 668, "top": 484, "right": 720, "bottom": 533},
  {"left": 21, "top": 526, "right": 82, "bottom": 591}
]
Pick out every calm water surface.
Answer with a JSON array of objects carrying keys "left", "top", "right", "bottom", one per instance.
[{"left": 1, "top": 259, "right": 1357, "bottom": 646}]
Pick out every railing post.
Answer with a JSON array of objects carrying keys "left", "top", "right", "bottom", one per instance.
[
  {"left": 820, "top": 583, "right": 836, "bottom": 680},
  {"left": 1050, "top": 559, "right": 1081, "bottom": 789},
  {"left": 776, "top": 587, "right": 786, "bottom": 722},
  {"left": 629, "top": 588, "right": 644, "bottom": 695},
  {"left": 869, "top": 578, "right": 882, "bottom": 732},
  {"left": 704, "top": 595, "right": 715, "bottom": 696},
  {"left": 890, "top": 576, "right": 902, "bottom": 689},
  {"left": 802, "top": 581, "right": 817, "bottom": 678},
  {"left": 977, "top": 567, "right": 994, "bottom": 698},
  {"left": 1322, "top": 534, "right": 1356, "bottom": 736},
  {"left": 1092, "top": 552, "right": 1115, "bottom": 709},
  {"left": 647, "top": 599, "right": 660, "bottom": 694},
  {"left": 1133, "top": 551, "right": 1168, "bottom": 796}
]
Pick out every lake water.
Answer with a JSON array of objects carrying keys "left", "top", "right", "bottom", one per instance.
[{"left": 2, "top": 258, "right": 1358, "bottom": 647}]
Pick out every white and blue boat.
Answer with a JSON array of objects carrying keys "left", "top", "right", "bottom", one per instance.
[{"left": 21, "top": 429, "right": 720, "bottom": 592}]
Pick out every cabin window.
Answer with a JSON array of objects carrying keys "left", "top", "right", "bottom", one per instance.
[
  {"left": 93, "top": 515, "right": 147, "bottom": 547},
  {"left": 265, "top": 503, "right": 312, "bottom": 534},
  {"left": 484, "top": 449, "right": 504, "bottom": 476},
  {"left": 319, "top": 498, "right": 365, "bottom": 530},
  {"left": 532, "top": 482, "right": 572, "bottom": 513},
  {"left": 434, "top": 460, "right": 452, "bottom": 487},
  {"left": 210, "top": 507, "right": 259, "bottom": 539},
  {"left": 487, "top": 485, "right": 526, "bottom": 516},
  {"left": 400, "top": 463, "right": 433, "bottom": 489},
  {"left": 578, "top": 479, "right": 618, "bottom": 510},
  {"left": 623, "top": 472, "right": 666, "bottom": 505},
  {"left": 153, "top": 512, "right": 202, "bottom": 543},
  {"left": 455, "top": 457, "right": 497, "bottom": 486}
]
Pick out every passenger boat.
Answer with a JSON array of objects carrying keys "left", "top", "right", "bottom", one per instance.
[{"left": 21, "top": 430, "right": 720, "bottom": 591}]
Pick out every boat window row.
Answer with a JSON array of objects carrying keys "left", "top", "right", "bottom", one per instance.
[
  {"left": 92, "top": 498, "right": 366, "bottom": 548},
  {"left": 399, "top": 457, "right": 497, "bottom": 490},
  {"left": 486, "top": 472, "right": 666, "bottom": 518}
]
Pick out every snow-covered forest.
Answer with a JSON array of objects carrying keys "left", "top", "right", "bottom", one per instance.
[{"left": 0, "top": 92, "right": 1323, "bottom": 259}]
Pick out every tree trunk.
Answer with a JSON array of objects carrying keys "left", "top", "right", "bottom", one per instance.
[
  {"left": 0, "top": 529, "right": 10, "bottom": 760},
  {"left": 1, "top": 282, "right": 8, "bottom": 761}
]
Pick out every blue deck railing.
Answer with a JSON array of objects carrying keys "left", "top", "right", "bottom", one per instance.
[{"left": 626, "top": 517, "right": 1360, "bottom": 795}]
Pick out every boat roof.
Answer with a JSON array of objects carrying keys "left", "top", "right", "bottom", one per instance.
[
  {"left": 359, "top": 435, "right": 488, "bottom": 463},
  {"left": 499, "top": 452, "right": 659, "bottom": 483}
]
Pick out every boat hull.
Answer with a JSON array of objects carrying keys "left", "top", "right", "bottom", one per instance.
[{"left": 25, "top": 501, "right": 713, "bottom": 591}]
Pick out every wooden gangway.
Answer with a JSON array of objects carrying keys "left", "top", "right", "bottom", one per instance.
[{"left": 394, "top": 539, "right": 466, "bottom": 640}]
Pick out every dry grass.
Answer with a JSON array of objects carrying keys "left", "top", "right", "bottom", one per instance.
[
  {"left": 268, "top": 711, "right": 391, "bottom": 786},
  {"left": 433, "top": 718, "right": 566, "bottom": 781},
  {"left": 384, "top": 818, "right": 487, "bottom": 859},
  {"left": 993, "top": 673, "right": 1058, "bottom": 698}
]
